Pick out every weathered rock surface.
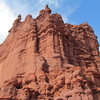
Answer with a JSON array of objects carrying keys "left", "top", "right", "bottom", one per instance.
[{"left": 0, "top": 5, "right": 100, "bottom": 100}]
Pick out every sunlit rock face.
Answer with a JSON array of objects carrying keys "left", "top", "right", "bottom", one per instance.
[{"left": 0, "top": 5, "right": 100, "bottom": 100}]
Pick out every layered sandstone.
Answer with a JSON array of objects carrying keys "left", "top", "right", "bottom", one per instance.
[{"left": 0, "top": 5, "right": 100, "bottom": 100}]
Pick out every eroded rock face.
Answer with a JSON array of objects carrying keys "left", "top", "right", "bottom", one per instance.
[{"left": 0, "top": 5, "right": 100, "bottom": 100}]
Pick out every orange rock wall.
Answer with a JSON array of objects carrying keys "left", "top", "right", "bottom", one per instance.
[{"left": 0, "top": 5, "right": 100, "bottom": 100}]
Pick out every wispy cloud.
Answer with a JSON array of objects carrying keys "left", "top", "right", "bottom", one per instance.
[
  {"left": 39, "top": 0, "right": 59, "bottom": 7},
  {"left": 0, "top": 0, "right": 15, "bottom": 43},
  {"left": 59, "top": 0, "right": 82, "bottom": 23},
  {"left": 61, "top": 7, "right": 76, "bottom": 23}
]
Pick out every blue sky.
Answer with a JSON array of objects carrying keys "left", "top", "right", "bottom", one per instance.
[{"left": 0, "top": 0, "right": 100, "bottom": 47}]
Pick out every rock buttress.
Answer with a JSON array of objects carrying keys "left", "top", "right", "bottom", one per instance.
[{"left": 0, "top": 5, "right": 100, "bottom": 100}]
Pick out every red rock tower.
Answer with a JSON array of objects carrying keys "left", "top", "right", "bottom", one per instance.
[{"left": 0, "top": 5, "right": 100, "bottom": 100}]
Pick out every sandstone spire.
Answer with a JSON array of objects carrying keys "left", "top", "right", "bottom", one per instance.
[
  {"left": 0, "top": 6, "right": 100, "bottom": 100},
  {"left": 39, "top": 5, "right": 52, "bottom": 16},
  {"left": 13, "top": 14, "right": 21, "bottom": 26},
  {"left": 45, "top": 5, "right": 52, "bottom": 14}
]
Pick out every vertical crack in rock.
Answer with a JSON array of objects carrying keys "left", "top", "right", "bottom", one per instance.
[{"left": 34, "top": 21, "right": 39, "bottom": 53}]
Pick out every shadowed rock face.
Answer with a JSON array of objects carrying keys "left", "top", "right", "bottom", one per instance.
[{"left": 0, "top": 5, "right": 100, "bottom": 100}]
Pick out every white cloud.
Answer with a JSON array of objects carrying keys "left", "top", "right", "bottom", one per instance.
[
  {"left": 0, "top": 0, "right": 15, "bottom": 43},
  {"left": 62, "top": 15, "right": 69, "bottom": 23}
]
